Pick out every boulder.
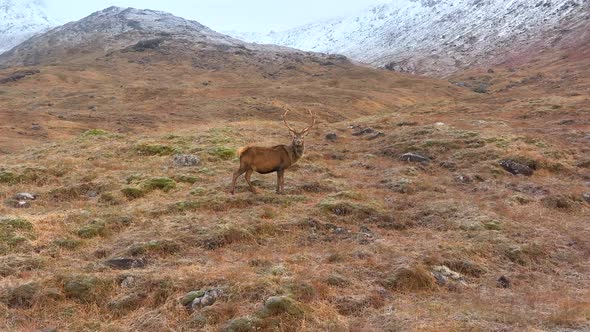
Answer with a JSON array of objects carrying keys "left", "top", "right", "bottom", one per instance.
[
  {"left": 399, "top": 152, "right": 430, "bottom": 163},
  {"left": 352, "top": 127, "right": 375, "bottom": 136},
  {"left": 325, "top": 133, "right": 338, "bottom": 141},
  {"left": 180, "top": 290, "right": 205, "bottom": 306},
  {"left": 497, "top": 275, "right": 511, "bottom": 288},
  {"left": 104, "top": 257, "right": 147, "bottom": 270},
  {"left": 172, "top": 154, "right": 200, "bottom": 167},
  {"left": 499, "top": 160, "right": 534, "bottom": 176}
]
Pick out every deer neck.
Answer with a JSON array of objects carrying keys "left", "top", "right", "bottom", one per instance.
[{"left": 288, "top": 143, "right": 305, "bottom": 164}]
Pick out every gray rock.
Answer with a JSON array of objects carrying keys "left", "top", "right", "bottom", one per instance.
[
  {"left": 120, "top": 275, "right": 137, "bottom": 288},
  {"left": 14, "top": 201, "right": 31, "bottom": 209},
  {"left": 582, "top": 193, "right": 590, "bottom": 204},
  {"left": 104, "top": 257, "right": 146, "bottom": 270},
  {"left": 399, "top": 152, "right": 430, "bottom": 163},
  {"left": 180, "top": 291, "right": 205, "bottom": 306},
  {"left": 352, "top": 127, "right": 375, "bottom": 136},
  {"left": 172, "top": 154, "right": 200, "bottom": 167},
  {"left": 14, "top": 193, "right": 37, "bottom": 201},
  {"left": 325, "top": 133, "right": 338, "bottom": 141},
  {"left": 500, "top": 160, "right": 534, "bottom": 176},
  {"left": 497, "top": 275, "right": 511, "bottom": 288},
  {"left": 559, "top": 119, "right": 575, "bottom": 125},
  {"left": 191, "top": 289, "right": 219, "bottom": 310},
  {"left": 367, "top": 132, "right": 385, "bottom": 140}
]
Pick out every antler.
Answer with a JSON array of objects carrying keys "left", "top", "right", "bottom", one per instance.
[
  {"left": 301, "top": 109, "right": 316, "bottom": 135},
  {"left": 275, "top": 100, "right": 315, "bottom": 134},
  {"left": 281, "top": 108, "right": 297, "bottom": 134}
]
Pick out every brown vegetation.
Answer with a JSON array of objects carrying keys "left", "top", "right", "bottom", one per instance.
[{"left": 0, "top": 35, "right": 589, "bottom": 331}]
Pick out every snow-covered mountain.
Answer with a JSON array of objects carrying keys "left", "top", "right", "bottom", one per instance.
[
  {"left": 0, "top": 0, "right": 56, "bottom": 55},
  {"left": 0, "top": 6, "right": 298, "bottom": 67},
  {"left": 230, "top": 0, "right": 590, "bottom": 75}
]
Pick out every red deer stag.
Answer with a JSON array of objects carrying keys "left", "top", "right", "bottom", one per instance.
[{"left": 230, "top": 107, "right": 316, "bottom": 194}]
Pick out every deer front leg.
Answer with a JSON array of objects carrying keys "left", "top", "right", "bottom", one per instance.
[
  {"left": 276, "top": 170, "right": 285, "bottom": 194},
  {"left": 230, "top": 166, "right": 247, "bottom": 195}
]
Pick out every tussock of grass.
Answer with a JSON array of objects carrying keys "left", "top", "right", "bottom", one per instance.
[
  {"left": 382, "top": 265, "right": 437, "bottom": 292},
  {"left": 136, "top": 143, "right": 179, "bottom": 156},
  {"left": 127, "top": 239, "right": 181, "bottom": 256},
  {"left": 81, "top": 129, "right": 110, "bottom": 137},
  {"left": 209, "top": 146, "right": 236, "bottom": 160},
  {"left": 0, "top": 218, "right": 35, "bottom": 254},
  {"left": 505, "top": 243, "right": 549, "bottom": 266},
  {"left": 122, "top": 177, "right": 177, "bottom": 199}
]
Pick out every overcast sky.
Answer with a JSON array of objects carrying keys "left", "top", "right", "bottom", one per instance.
[{"left": 44, "top": 0, "right": 388, "bottom": 33}]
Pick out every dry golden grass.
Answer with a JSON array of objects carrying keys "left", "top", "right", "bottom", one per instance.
[{"left": 0, "top": 44, "right": 589, "bottom": 331}]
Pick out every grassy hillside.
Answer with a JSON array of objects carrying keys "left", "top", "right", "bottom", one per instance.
[{"left": 1, "top": 36, "right": 589, "bottom": 331}]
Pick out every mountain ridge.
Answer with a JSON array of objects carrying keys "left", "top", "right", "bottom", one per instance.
[
  {"left": 0, "top": 0, "right": 56, "bottom": 55},
  {"left": 229, "top": 0, "right": 590, "bottom": 76},
  {"left": 0, "top": 6, "right": 297, "bottom": 67}
]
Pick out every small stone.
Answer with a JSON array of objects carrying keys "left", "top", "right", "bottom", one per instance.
[
  {"left": 15, "top": 201, "right": 31, "bottom": 208},
  {"left": 31, "top": 124, "right": 42, "bottom": 130},
  {"left": 497, "top": 275, "right": 511, "bottom": 288},
  {"left": 352, "top": 127, "right": 375, "bottom": 136},
  {"left": 432, "top": 266, "right": 465, "bottom": 286},
  {"left": 104, "top": 257, "right": 146, "bottom": 270},
  {"left": 455, "top": 175, "right": 473, "bottom": 183},
  {"left": 500, "top": 160, "right": 534, "bottom": 176},
  {"left": 399, "top": 152, "right": 430, "bottom": 163},
  {"left": 582, "top": 193, "right": 590, "bottom": 204},
  {"left": 14, "top": 193, "right": 37, "bottom": 200},
  {"left": 558, "top": 119, "right": 575, "bottom": 125},
  {"left": 172, "top": 154, "right": 200, "bottom": 167},
  {"left": 439, "top": 161, "right": 457, "bottom": 171},
  {"left": 325, "top": 133, "right": 338, "bottom": 141},
  {"left": 120, "top": 276, "right": 137, "bottom": 288},
  {"left": 367, "top": 132, "right": 385, "bottom": 140}
]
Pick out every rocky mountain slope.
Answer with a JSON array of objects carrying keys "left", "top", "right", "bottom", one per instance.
[
  {"left": 0, "top": 0, "right": 55, "bottom": 55},
  {"left": 0, "top": 6, "right": 459, "bottom": 151},
  {"left": 230, "top": 0, "right": 590, "bottom": 76},
  {"left": 0, "top": 6, "right": 298, "bottom": 67}
]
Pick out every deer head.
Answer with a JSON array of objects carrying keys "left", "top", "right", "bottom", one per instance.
[{"left": 281, "top": 107, "right": 316, "bottom": 148}]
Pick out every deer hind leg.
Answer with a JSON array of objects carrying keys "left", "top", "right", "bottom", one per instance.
[
  {"left": 245, "top": 169, "right": 257, "bottom": 194},
  {"left": 230, "top": 165, "right": 248, "bottom": 195}
]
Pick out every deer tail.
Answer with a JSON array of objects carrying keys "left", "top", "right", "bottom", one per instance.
[{"left": 237, "top": 146, "right": 249, "bottom": 158}]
